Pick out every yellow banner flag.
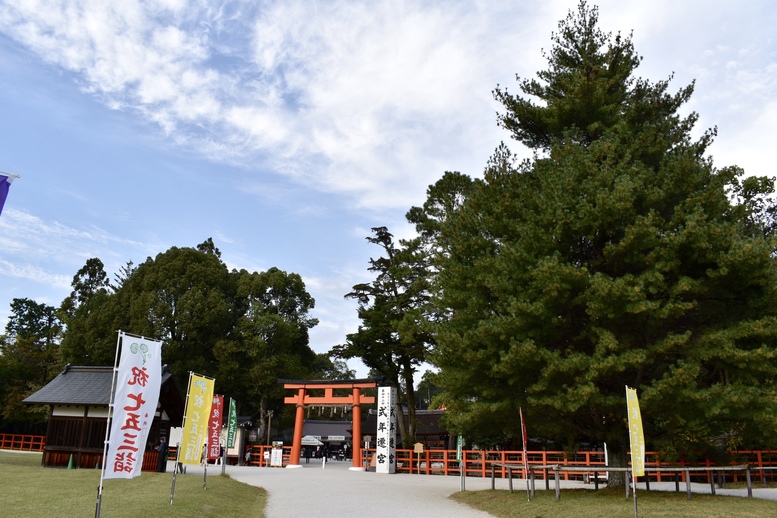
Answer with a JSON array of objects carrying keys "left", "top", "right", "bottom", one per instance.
[
  {"left": 626, "top": 386, "right": 645, "bottom": 477},
  {"left": 180, "top": 374, "right": 215, "bottom": 465}
]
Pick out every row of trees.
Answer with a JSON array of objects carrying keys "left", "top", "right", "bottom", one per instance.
[
  {"left": 0, "top": 238, "right": 353, "bottom": 437},
  {"left": 335, "top": 1, "right": 777, "bottom": 484}
]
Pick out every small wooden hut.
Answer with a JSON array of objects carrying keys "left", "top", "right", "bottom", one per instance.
[{"left": 23, "top": 364, "right": 184, "bottom": 469}]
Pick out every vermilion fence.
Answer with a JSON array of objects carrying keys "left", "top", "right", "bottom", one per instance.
[
  {"left": 388, "top": 448, "right": 777, "bottom": 484},
  {"left": 4, "top": 434, "right": 776, "bottom": 484},
  {"left": 0, "top": 434, "right": 45, "bottom": 452}
]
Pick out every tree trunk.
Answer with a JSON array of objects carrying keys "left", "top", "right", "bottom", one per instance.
[
  {"left": 606, "top": 441, "right": 627, "bottom": 489},
  {"left": 402, "top": 362, "right": 417, "bottom": 448},
  {"left": 394, "top": 396, "right": 408, "bottom": 447},
  {"left": 258, "top": 397, "right": 267, "bottom": 445}
]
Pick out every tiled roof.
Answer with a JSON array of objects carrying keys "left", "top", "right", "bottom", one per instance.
[
  {"left": 23, "top": 365, "right": 114, "bottom": 405},
  {"left": 22, "top": 365, "right": 175, "bottom": 406}
]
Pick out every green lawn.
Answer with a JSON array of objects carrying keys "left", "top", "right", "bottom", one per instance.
[
  {"left": 451, "top": 487, "right": 775, "bottom": 518},
  {"left": 0, "top": 451, "right": 266, "bottom": 517}
]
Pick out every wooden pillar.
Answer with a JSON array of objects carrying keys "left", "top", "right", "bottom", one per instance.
[
  {"left": 351, "top": 387, "right": 362, "bottom": 469},
  {"left": 288, "top": 389, "right": 305, "bottom": 467}
]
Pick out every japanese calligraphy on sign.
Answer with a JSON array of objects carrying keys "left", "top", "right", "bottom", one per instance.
[
  {"left": 208, "top": 395, "right": 224, "bottom": 461},
  {"left": 376, "top": 386, "right": 396, "bottom": 474},
  {"left": 180, "top": 374, "right": 215, "bottom": 465},
  {"left": 226, "top": 398, "right": 238, "bottom": 449},
  {"left": 104, "top": 333, "right": 162, "bottom": 479},
  {"left": 626, "top": 386, "right": 645, "bottom": 477}
]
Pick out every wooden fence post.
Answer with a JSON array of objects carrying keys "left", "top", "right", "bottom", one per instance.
[
  {"left": 626, "top": 470, "right": 630, "bottom": 498},
  {"left": 686, "top": 469, "right": 692, "bottom": 500},
  {"left": 746, "top": 466, "right": 753, "bottom": 498}
]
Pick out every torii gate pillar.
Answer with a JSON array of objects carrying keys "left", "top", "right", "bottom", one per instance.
[{"left": 282, "top": 379, "right": 377, "bottom": 470}]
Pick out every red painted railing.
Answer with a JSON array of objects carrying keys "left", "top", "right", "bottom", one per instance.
[
  {"left": 5, "top": 434, "right": 775, "bottom": 484},
  {"left": 379, "top": 448, "right": 777, "bottom": 483},
  {"left": 0, "top": 434, "right": 45, "bottom": 452}
]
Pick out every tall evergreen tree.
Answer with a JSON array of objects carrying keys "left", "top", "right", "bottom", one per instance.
[
  {"left": 433, "top": 1, "right": 777, "bottom": 485},
  {"left": 334, "top": 227, "right": 434, "bottom": 447}
]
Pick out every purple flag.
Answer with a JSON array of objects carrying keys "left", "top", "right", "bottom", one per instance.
[{"left": 0, "top": 174, "right": 16, "bottom": 216}]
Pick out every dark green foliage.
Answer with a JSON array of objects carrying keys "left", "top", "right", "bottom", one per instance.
[
  {"left": 494, "top": 1, "right": 641, "bottom": 151},
  {"left": 333, "top": 227, "right": 433, "bottom": 446},
  {"left": 431, "top": 1, "right": 777, "bottom": 474},
  {"left": 51, "top": 239, "right": 322, "bottom": 435},
  {"left": 213, "top": 266, "right": 318, "bottom": 438},
  {"left": 0, "top": 298, "right": 62, "bottom": 432},
  {"left": 311, "top": 353, "right": 356, "bottom": 380}
]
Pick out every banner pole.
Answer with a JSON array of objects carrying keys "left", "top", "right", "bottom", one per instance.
[
  {"left": 221, "top": 435, "right": 226, "bottom": 475},
  {"left": 95, "top": 331, "right": 123, "bottom": 518},
  {"left": 170, "top": 442, "right": 180, "bottom": 505},
  {"left": 632, "top": 470, "right": 639, "bottom": 518},
  {"left": 171, "top": 371, "right": 193, "bottom": 506}
]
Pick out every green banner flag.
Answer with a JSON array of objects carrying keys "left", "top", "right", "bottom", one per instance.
[{"left": 226, "top": 398, "right": 237, "bottom": 449}]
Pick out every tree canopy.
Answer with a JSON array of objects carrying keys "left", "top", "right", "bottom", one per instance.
[
  {"left": 333, "top": 226, "right": 434, "bottom": 447},
  {"left": 54, "top": 239, "right": 323, "bottom": 438},
  {"left": 429, "top": 1, "right": 777, "bottom": 473},
  {"left": 0, "top": 298, "right": 62, "bottom": 432}
]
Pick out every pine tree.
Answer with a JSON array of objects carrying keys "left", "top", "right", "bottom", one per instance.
[{"left": 432, "top": 1, "right": 777, "bottom": 486}]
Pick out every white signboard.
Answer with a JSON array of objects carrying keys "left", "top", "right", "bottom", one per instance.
[
  {"left": 271, "top": 441, "right": 284, "bottom": 467},
  {"left": 376, "top": 386, "right": 397, "bottom": 474}
]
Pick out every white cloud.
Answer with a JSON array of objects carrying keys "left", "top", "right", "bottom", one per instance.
[
  {"left": 0, "top": 208, "right": 150, "bottom": 293},
  {"left": 0, "top": 1, "right": 532, "bottom": 212}
]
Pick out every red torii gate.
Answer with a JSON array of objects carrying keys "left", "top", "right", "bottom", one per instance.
[{"left": 281, "top": 378, "right": 377, "bottom": 469}]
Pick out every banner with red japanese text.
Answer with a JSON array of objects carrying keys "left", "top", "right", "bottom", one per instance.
[
  {"left": 180, "top": 374, "right": 215, "bottom": 465},
  {"left": 104, "top": 333, "right": 162, "bottom": 479},
  {"left": 208, "top": 395, "right": 224, "bottom": 461}
]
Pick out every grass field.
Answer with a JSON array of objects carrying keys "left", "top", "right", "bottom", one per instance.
[
  {"left": 451, "top": 487, "right": 776, "bottom": 518},
  {"left": 0, "top": 451, "right": 266, "bottom": 517}
]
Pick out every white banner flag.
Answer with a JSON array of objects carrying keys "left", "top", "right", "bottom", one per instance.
[{"left": 104, "top": 333, "right": 163, "bottom": 479}]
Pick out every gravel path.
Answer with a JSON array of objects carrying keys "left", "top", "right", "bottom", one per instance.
[{"left": 181, "top": 459, "right": 777, "bottom": 517}]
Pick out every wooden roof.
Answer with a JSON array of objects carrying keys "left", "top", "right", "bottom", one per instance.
[
  {"left": 23, "top": 364, "right": 185, "bottom": 425},
  {"left": 301, "top": 419, "right": 352, "bottom": 439}
]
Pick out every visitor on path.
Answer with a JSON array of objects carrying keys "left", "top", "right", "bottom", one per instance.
[{"left": 156, "top": 437, "right": 168, "bottom": 473}]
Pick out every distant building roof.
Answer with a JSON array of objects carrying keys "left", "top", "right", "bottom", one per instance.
[
  {"left": 23, "top": 365, "right": 115, "bottom": 406},
  {"left": 301, "top": 420, "right": 352, "bottom": 440},
  {"left": 23, "top": 364, "right": 184, "bottom": 425}
]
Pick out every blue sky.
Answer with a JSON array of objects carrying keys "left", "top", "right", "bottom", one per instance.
[{"left": 1, "top": 1, "right": 775, "bottom": 377}]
